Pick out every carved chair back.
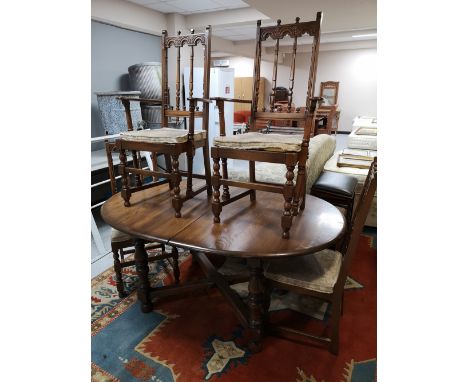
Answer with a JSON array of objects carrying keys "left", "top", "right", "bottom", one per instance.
[
  {"left": 249, "top": 13, "right": 323, "bottom": 137},
  {"left": 161, "top": 27, "right": 212, "bottom": 131},
  {"left": 319, "top": 81, "right": 339, "bottom": 105}
]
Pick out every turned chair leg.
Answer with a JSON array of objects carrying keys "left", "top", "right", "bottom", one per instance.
[
  {"left": 212, "top": 156, "right": 222, "bottom": 223},
  {"left": 293, "top": 164, "right": 306, "bottom": 215},
  {"left": 281, "top": 165, "right": 295, "bottom": 239},
  {"left": 221, "top": 158, "right": 230, "bottom": 201},
  {"left": 249, "top": 161, "right": 256, "bottom": 201},
  {"left": 171, "top": 154, "right": 183, "bottom": 218},
  {"left": 300, "top": 172, "right": 307, "bottom": 211},
  {"left": 202, "top": 143, "right": 213, "bottom": 196},
  {"left": 112, "top": 247, "right": 127, "bottom": 298},
  {"left": 186, "top": 148, "right": 194, "bottom": 200},
  {"left": 150, "top": 151, "right": 158, "bottom": 182},
  {"left": 119, "top": 149, "right": 131, "bottom": 207},
  {"left": 171, "top": 246, "right": 180, "bottom": 284},
  {"left": 132, "top": 150, "right": 143, "bottom": 187},
  {"left": 164, "top": 154, "right": 173, "bottom": 191}
]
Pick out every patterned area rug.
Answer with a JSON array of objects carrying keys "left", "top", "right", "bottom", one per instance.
[{"left": 92, "top": 235, "right": 376, "bottom": 381}]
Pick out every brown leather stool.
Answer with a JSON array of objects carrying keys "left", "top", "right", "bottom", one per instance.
[{"left": 311, "top": 171, "right": 358, "bottom": 252}]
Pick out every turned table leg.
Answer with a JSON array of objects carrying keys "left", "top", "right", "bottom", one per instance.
[
  {"left": 171, "top": 154, "right": 183, "bottom": 218},
  {"left": 281, "top": 164, "right": 295, "bottom": 239},
  {"left": 247, "top": 258, "right": 266, "bottom": 353},
  {"left": 134, "top": 238, "right": 153, "bottom": 313},
  {"left": 221, "top": 157, "right": 230, "bottom": 201},
  {"left": 212, "top": 156, "right": 222, "bottom": 223}
]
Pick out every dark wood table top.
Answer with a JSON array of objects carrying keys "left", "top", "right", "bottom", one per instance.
[{"left": 101, "top": 181, "right": 345, "bottom": 259}]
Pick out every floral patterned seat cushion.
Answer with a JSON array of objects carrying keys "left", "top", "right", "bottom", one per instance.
[
  {"left": 120, "top": 128, "right": 206, "bottom": 143},
  {"left": 264, "top": 249, "right": 342, "bottom": 294}
]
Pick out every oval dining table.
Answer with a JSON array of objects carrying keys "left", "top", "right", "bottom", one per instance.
[{"left": 101, "top": 180, "right": 345, "bottom": 352}]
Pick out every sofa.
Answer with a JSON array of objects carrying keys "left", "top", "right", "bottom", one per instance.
[{"left": 228, "top": 134, "right": 337, "bottom": 195}]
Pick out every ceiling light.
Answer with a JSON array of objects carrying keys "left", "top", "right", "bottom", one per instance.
[{"left": 352, "top": 33, "right": 377, "bottom": 38}]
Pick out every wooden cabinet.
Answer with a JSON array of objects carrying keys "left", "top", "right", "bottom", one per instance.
[{"left": 234, "top": 77, "right": 265, "bottom": 112}]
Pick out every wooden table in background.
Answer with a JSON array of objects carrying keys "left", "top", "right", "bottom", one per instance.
[{"left": 101, "top": 181, "right": 345, "bottom": 352}]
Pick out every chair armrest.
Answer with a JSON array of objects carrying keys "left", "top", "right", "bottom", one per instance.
[
  {"left": 211, "top": 97, "right": 251, "bottom": 136},
  {"left": 210, "top": 97, "right": 252, "bottom": 104},
  {"left": 117, "top": 96, "right": 162, "bottom": 106},
  {"left": 91, "top": 134, "right": 120, "bottom": 143},
  {"left": 187, "top": 97, "right": 211, "bottom": 104}
]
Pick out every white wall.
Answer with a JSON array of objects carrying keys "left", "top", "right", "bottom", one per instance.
[
  {"left": 226, "top": 48, "right": 377, "bottom": 131},
  {"left": 91, "top": 0, "right": 167, "bottom": 35},
  {"left": 315, "top": 48, "right": 377, "bottom": 131}
]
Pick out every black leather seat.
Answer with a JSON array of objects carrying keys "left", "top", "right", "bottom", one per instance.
[
  {"left": 312, "top": 172, "right": 358, "bottom": 198},
  {"left": 311, "top": 171, "right": 358, "bottom": 253}
]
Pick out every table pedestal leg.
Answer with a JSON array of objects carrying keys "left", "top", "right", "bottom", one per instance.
[
  {"left": 134, "top": 238, "right": 153, "bottom": 313},
  {"left": 247, "top": 258, "right": 266, "bottom": 353}
]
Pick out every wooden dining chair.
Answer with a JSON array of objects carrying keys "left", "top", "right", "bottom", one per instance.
[
  {"left": 115, "top": 27, "right": 213, "bottom": 218},
  {"left": 319, "top": 81, "right": 339, "bottom": 105},
  {"left": 210, "top": 13, "right": 323, "bottom": 239},
  {"left": 264, "top": 157, "right": 377, "bottom": 354},
  {"left": 105, "top": 141, "right": 180, "bottom": 298},
  {"left": 314, "top": 104, "right": 337, "bottom": 135},
  {"left": 317, "top": 81, "right": 340, "bottom": 132}
]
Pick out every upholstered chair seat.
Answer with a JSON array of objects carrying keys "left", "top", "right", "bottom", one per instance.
[
  {"left": 110, "top": 227, "right": 133, "bottom": 243},
  {"left": 217, "top": 257, "right": 250, "bottom": 277},
  {"left": 312, "top": 172, "right": 358, "bottom": 198},
  {"left": 265, "top": 249, "right": 342, "bottom": 294},
  {"left": 120, "top": 128, "right": 207, "bottom": 144},
  {"left": 263, "top": 158, "right": 377, "bottom": 355},
  {"left": 214, "top": 132, "right": 303, "bottom": 152}
]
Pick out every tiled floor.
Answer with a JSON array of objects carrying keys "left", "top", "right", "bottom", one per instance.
[
  {"left": 91, "top": 208, "right": 114, "bottom": 277},
  {"left": 91, "top": 133, "right": 350, "bottom": 278}
]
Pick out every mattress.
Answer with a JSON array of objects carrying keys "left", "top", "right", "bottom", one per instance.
[
  {"left": 352, "top": 116, "right": 377, "bottom": 129},
  {"left": 347, "top": 129, "right": 377, "bottom": 150}
]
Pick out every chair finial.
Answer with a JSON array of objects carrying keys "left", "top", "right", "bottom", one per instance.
[
  {"left": 296, "top": 17, "right": 300, "bottom": 23},
  {"left": 177, "top": 30, "right": 181, "bottom": 35},
  {"left": 190, "top": 28, "right": 194, "bottom": 34},
  {"left": 277, "top": 19, "right": 281, "bottom": 25}
]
